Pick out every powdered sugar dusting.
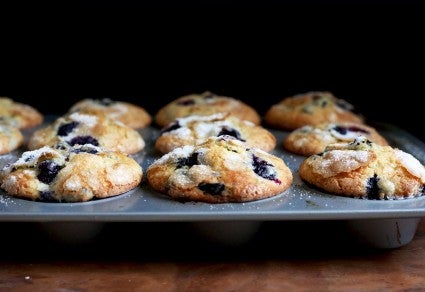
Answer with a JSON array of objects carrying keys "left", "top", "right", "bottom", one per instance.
[
  {"left": 394, "top": 149, "right": 425, "bottom": 183},
  {"left": 293, "top": 137, "right": 309, "bottom": 149},
  {"left": 329, "top": 125, "right": 368, "bottom": 141},
  {"left": 177, "top": 114, "right": 225, "bottom": 126},
  {"left": 69, "top": 112, "right": 97, "bottom": 127},
  {"left": 0, "top": 193, "right": 15, "bottom": 206},
  {"left": 166, "top": 114, "right": 246, "bottom": 145},
  {"left": 312, "top": 150, "right": 371, "bottom": 178},
  {"left": 194, "top": 122, "right": 227, "bottom": 139},
  {"left": 330, "top": 129, "right": 362, "bottom": 140},
  {"left": 164, "top": 127, "right": 192, "bottom": 139},
  {"left": 223, "top": 151, "right": 245, "bottom": 170},
  {"left": 299, "top": 125, "right": 314, "bottom": 133},
  {"left": 170, "top": 169, "right": 192, "bottom": 186},
  {"left": 12, "top": 146, "right": 59, "bottom": 168},
  {"left": 252, "top": 147, "right": 269, "bottom": 157},
  {"left": 316, "top": 129, "right": 334, "bottom": 143},
  {"left": 151, "top": 145, "right": 195, "bottom": 165},
  {"left": 188, "top": 165, "right": 217, "bottom": 182},
  {"left": 64, "top": 176, "right": 81, "bottom": 190},
  {"left": 107, "top": 163, "right": 132, "bottom": 184}
]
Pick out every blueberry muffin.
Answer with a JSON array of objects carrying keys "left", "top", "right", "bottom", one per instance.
[
  {"left": 147, "top": 136, "right": 292, "bottom": 203},
  {"left": 154, "top": 91, "right": 261, "bottom": 127},
  {"left": 0, "top": 122, "right": 24, "bottom": 155},
  {"left": 28, "top": 112, "right": 145, "bottom": 154},
  {"left": 0, "top": 144, "right": 143, "bottom": 202},
  {"left": 264, "top": 91, "right": 364, "bottom": 130},
  {"left": 156, "top": 113, "right": 276, "bottom": 154},
  {"left": 0, "top": 97, "right": 43, "bottom": 129},
  {"left": 283, "top": 122, "right": 388, "bottom": 156},
  {"left": 299, "top": 136, "right": 425, "bottom": 200},
  {"left": 69, "top": 98, "right": 152, "bottom": 129}
]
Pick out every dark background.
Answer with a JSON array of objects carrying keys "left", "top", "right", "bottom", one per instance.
[
  {"left": 2, "top": 2, "right": 424, "bottom": 141},
  {"left": 0, "top": 2, "right": 424, "bottom": 261}
]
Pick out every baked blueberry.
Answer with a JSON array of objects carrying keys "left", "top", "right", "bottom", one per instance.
[
  {"left": 333, "top": 125, "right": 369, "bottom": 135},
  {"left": 198, "top": 182, "right": 225, "bottom": 196},
  {"left": 147, "top": 136, "right": 292, "bottom": 203},
  {"left": 176, "top": 152, "right": 199, "bottom": 169},
  {"left": 283, "top": 123, "right": 388, "bottom": 156},
  {"left": 24, "top": 155, "right": 34, "bottom": 162},
  {"left": 54, "top": 142, "right": 68, "bottom": 151},
  {"left": 299, "top": 137, "right": 425, "bottom": 200},
  {"left": 0, "top": 144, "right": 143, "bottom": 202},
  {"left": 148, "top": 137, "right": 292, "bottom": 203},
  {"left": 71, "top": 145, "right": 99, "bottom": 154},
  {"left": 37, "top": 160, "right": 62, "bottom": 184},
  {"left": 155, "top": 114, "right": 276, "bottom": 154},
  {"left": 28, "top": 112, "right": 145, "bottom": 154},
  {"left": 217, "top": 126, "right": 245, "bottom": 142},
  {"left": 57, "top": 121, "right": 79, "bottom": 137},
  {"left": 39, "top": 191, "right": 56, "bottom": 202},
  {"left": 69, "top": 136, "right": 99, "bottom": 146},
  {"left": 252, "top": 155, "right": 281, "bottom": 184},
  {"left": 366, "top": 174, "right": 380, "bottom": 200}
]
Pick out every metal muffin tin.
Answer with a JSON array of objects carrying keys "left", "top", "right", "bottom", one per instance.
[{"left": 1, "top": 117, "right": 425, "bottom": 248}]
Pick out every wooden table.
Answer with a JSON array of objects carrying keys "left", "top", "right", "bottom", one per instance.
[{"left": 1, "top": 219, "right": 425, "bottom": 291}]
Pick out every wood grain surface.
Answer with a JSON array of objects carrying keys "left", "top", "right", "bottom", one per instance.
[{"left": 1, "top": 219, "right": 425, "bottom": 291}]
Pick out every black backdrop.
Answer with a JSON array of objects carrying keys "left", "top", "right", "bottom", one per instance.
[{"left": 2, "top": 2, "right": 425, "bottom": 141}]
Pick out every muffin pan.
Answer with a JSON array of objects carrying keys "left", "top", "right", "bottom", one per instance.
[{"left": 1, "top": 117, "right": 425, "bottom": 248}]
